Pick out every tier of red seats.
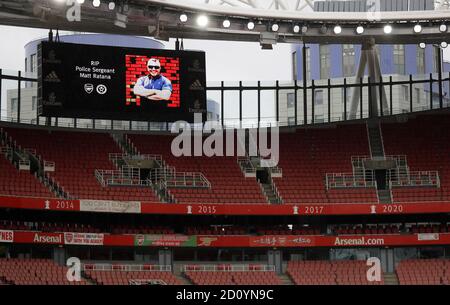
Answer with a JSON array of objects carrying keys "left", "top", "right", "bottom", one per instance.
[
  {"left": 0, "top": 258, "right": 87, "bottom": 285},
  {"left": 3, "top": 128, "right": 159, "bottom": 202},
  {"left": 185, "top": 270, "right": 282, "bottom": 285},
  {"left": 333, "top": 224, "right": 401, "bottom": 235},
  {"left": 382, "top": 115, "right": 450, "bottom": 202},
  {"left": 127, "top": 134, "right": 267, "bottom": 204},
  {"left": 256, "top": 225, "right": 320, "bottom": 235},
  {"left": 0, "top": 154, "right": 54, "bottom": 198},
  {"left": 396, "top": 259, "right": 450, "bottom": 285},
  {"left": 274, "top": 125, "right": 378, "bottom": 204},
  {"left": 85, "top": 270, "right": 181, "bottom": 285},
  {"left": 185, "top": 226, "right": 248, "bottom": 235},
  {"left": 287, "top": 260, "right": 385, "bottom": 285},
  {"left": 0, "top": 220, "right": 173, "bottom": 235}
]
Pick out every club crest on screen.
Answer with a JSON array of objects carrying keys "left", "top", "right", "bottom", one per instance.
[{"left": 84, "top": 83, "right": 94, "bottom": 94}]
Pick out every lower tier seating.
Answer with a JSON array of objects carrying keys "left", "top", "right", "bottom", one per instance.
[
  {"left": 84, "top": 270, "right": 181, "bottom": 285},
  {"left": 396, "top": 259, "right": 450, "bottom": 285},
  {"left": 185, "top": 270, "right": 282, "bottom": 285},
  {"left": 287, "top": 260, "right": 385, "bottom": 285},
  {"left": 0, "top": 258, "right": 87, "bottom": 285}
]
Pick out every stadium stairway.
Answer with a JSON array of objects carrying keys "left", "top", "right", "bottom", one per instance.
[
  {"left": 366, "top": 120, "right": 393, "bottom": 204},
  {"left": 367, "top": 120, "right": 385, "bottom": 158},
  {"left": 177, "top": 275, "right": 194, "bottom": 285},
  {"left": 261, "top": 183, "right": 282, "bottom": 204},
  {"left": 278, "top": 273, "right": 295, "bottom": 285},
  {"left": 383, "top": 272, "right": 399, "bottom": 285}
]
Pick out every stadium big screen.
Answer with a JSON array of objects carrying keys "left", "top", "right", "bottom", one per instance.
[{"left": 37, "top": 41, "right": 207, "bottom": 122}]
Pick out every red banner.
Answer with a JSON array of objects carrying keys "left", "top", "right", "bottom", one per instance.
[
  {"left": 0, "top": 230, "right": 13, "bottom": 243},
  {"left": 3, "top": 231, "right": 450, "bottom": 248},
  {"left": 2, "top": 195, "right": 450, "bottom": 217},
  {"left": 13, "top": 232, "right": 64, "bottom": 245}
]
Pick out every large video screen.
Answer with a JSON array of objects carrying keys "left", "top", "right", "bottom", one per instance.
[{"left": 38, "top": 41, "right": 206, "bottom": 122}]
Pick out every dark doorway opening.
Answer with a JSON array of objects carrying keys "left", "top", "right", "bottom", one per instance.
[
  {"left": 256, "top": 169, "right": 269, "bottom": 184},
  {"left": 375, "top": 169, "right": 387, "bottom": 190}
]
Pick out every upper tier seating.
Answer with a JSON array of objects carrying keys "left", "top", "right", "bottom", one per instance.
[
  {"left": 0, "top": 258, "right": 87, "bottom": 285},
  {"left": 3, "top": 128, "right": 159, "bottom": 202},
  {"left": 287, "top": 260, "right": 385, "bottom": 285},
  {"left": 274, "top": 125, "right": 378, "bottom": 204},
  {"left": 396, "top": 259, "right": 450, "bottom": 285},
  {"left": 127, "top": 134, "right": 267, "bottom": 204},
  {"left": 0, "top": 153, "right": 54, "bottom": 198},
  {"left": 382, "top": 115, "right": 450, "bottom": 202}
]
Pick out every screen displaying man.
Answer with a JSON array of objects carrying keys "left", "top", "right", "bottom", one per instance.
[{"left": 133, "top": 58, "right": 172, "bottom": 100}]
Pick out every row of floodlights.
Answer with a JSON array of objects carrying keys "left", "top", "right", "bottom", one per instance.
[
  {"left": 55, "top": 0, "right": 116, "bottom": 10},
  {"left": 179, "top": 13, "right": 449, "bottom": 36},
  {"left": 55, "top": 1, "right": 450, "bottom": 37}
]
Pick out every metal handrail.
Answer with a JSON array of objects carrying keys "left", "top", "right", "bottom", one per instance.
[
  {"left": 151, "top": 170, "right": 211, "bottom": 188},
  {"left": 237, "top": 156, "right": 257, "bottom": 173},
  {"left": 95, "top": 168, "right": 150, "bottom": 187},
  {"left": 388, "top": 170, "right": 440, "bottom": 188},
  {"left": 109, "top": 153, "right": 163, "bottom": 162},
  {"left": 82, "top": 264, "right": 172, "bottom": 272},
  {"left": 326, "top": 172, "right": 375, "bottom": 189},
  {"left": 182, "top": 264, "right": 275, "bottom": 272}
]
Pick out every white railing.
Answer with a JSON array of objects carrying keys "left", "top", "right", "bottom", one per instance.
[
  {"left": 18, "top": 159, "right": 30, "bottom": 171},
  {"left": 0, "top": 146, "right": 11, "bottom": 155},
  {"left": 43, "top": 160, "right": 55, "bottom": 172},
  {"left": 269, "top": 165, "right": 282, "bottom": 177},
  {"left": 82, "top": 264, "right": 172, "bottom": 272},
  {"left": 150, "top": 167, "right": 211, "bottom": 188},
  {"left": 271, "top": 177, "right": 283, "bottom": 203},
  {"left": 351, "top": 155, "right": 408, "bottom": 165},
  {"left": 182, "top": 264, "right": 275, "bottom": 272},
  {"left": 326, "top": 172, "right": 375, "bottom": 189},
  {"left": 389, "top": 170, "right": 440, "bottom": 188},
  {"left": 94, "top": 168, "right": 151, "bottom": 187},
  {"left": 109, "top": 153, "right": 163, "bottom": 163},
  {"left": 237, "top": 156, "right": 257, "bottom": 177}
]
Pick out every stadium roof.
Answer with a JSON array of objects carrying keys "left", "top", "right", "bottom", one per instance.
[{"left": 0, "top": 0, "right": 449, "bottom": 44}]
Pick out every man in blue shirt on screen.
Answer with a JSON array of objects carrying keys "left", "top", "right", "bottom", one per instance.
[{"left": 133, "top": 58, "right": 172, "bottom": 101}]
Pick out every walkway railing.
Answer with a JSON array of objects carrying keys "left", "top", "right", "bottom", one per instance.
[
  {"left": 2, "top": 69, "right": 450, "bottom": 131},
  {"left": 182, "top": 264, "right": 275, "bottom": 272},
  {"left": 326, "top": 172, "right": 376, "bottom": 189},
  {"left": 82, "top": 264, "right": 171, "bottom": 272}
]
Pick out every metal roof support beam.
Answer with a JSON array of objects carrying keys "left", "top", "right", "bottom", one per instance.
[{"left": 349, "top": 39, "right": 388, "bottom": 119}]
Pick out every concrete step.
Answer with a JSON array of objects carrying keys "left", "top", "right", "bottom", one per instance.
[
  {"left": 383, "top": 272, "right": 399, "bottom": 285},
  {"left": 278, "top": 274, "right": 295, "bottom": 285},
  {"left": 175, "top": 274, "right": 193, "bottom": 285}
]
